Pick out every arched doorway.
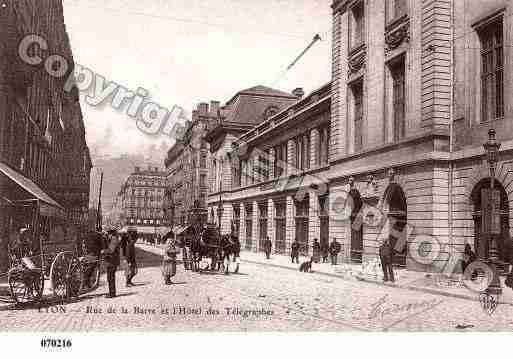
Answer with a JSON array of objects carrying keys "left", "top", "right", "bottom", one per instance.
[
  {"left": 349, "top": 189, "right": 363, "bottom": 263},
  {"left": 471, "top": 178, "right": 510, "bottom": 267},
  {"left": 383, "top": 183, "right": 407, "bottom": 266}
]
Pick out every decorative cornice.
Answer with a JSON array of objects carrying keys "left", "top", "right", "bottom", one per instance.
[{"left": 385, "top": 15, "right": 410, "bottom": 53}]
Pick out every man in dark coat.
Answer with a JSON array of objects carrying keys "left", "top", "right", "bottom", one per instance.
[
  {"left": 125, "top": 233, "right": 137, "bottom": 287},
  {"left": 313, "top": 238, "right": 321, "bottom": 263},
  {"left": 103, "top": 229, "right": 121, "bottom": 298},
  {"left": 321, "top": 241, "right": 329, "bottom": 263},
  {"left": 329, "top": 238, "right": 341, "bottom": 265},
  {"left": 264, "top": 237, "right": 272, "bottom": 259},
  {"left": 379, "top": 237, "right": 395, "bottom": 282},
  {"left": 291, "top": 239, "right": 300, "bottom": 264}
]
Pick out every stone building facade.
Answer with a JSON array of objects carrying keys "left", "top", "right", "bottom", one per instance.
[
  {"left": 163, "top": 103, "right": 220, "bottom": 227},
  {"left": 118, "top": 166, "right": 169, "bottom": 236},
  {"left": 326, "top": 0, "right": 513, "bottom": 272},
  {"left": 0, "top": 1, "right": 91, "bottom": 270},
  {"left": 225, "top": 84, "right": 331, "bottom": 255},
  {"left": 204, "top": 86, "right": 300, "bottom": 235},
  {"left": 207, "top": 0, "right": 513, "bottom": 274}
]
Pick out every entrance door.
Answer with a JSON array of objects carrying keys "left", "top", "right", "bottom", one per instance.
[
  {"left": 245, "top": 205, "right": 253, "bottom": 250},
  {"left": 275, "top": 201, "right": 286, "bottom": 254},
  {"left": 319, "top": 196, "right": 329, "bottom": 250},
  {"left": 384, "top": 184, "right": 408, "bottom": 266},
  {"left": 295, "top": 198, "right": 309, "bottom": 256},
  {"left": 349, "top": 189, "right": 363, "bottom": 263}
]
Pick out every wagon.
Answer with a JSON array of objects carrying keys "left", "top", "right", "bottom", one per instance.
[{"left": 1, "top": 230, "right": 104, "bottom": 306}]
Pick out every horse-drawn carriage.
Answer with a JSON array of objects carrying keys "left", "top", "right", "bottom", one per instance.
[{"left": 173, "top": 207, "right": 240, "bottom": 274}]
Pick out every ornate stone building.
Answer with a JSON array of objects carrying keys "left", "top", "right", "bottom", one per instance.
[
  {"left": 209, "top": 0, "right": 513, "bottom": 274},
  {"left": 224, "top": 84, "right": 331, "bottom": 254},
  {"left": 204, "top": 86, "right": 301, "bottom": 233},
  {"left": 326, "top": 0, "right": 513, "bottom": 272},
  {"left": 163, "top": 102, "right": 219, "bottom": 227},
  {"left": 0, "top": 0, "right": 91, "bottom": 270}
]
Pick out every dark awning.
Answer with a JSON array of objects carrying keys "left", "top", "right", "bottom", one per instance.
[{"left": 0, "top": 161, "right": 66, "bottom": 218}]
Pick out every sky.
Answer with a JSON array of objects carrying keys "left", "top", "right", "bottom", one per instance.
[{"left": 61, "top": 0, "right": 332, "bottom": 165}]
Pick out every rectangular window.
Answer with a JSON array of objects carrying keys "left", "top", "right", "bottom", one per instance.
[
  {"left": 274, "top": 142, "right": 287, "bottom": 178},
  {"left": 200, "top": 174, "right": 206, "bottom": 188},
  {"left": 390, "top": 56, "right": 406, "bottom": 140},
  {"left": 315, "top": 126, "right": 330, "bottom": 167},
  {"left": 352, "top": 81, "right": 364, "bottom": 152},
  {"left": 294, "top": 133, "right": 310, "bottom": 171},
  {"left": 479, "top": 18, "right": 504, "bottom": 122},
  {"left": 387, "top": 0, "right": 407, "bottom": 22},
  {"left": 350, "top": 1, "right": 365, "bottom": 50},
  {"left": 258, "top": 203, "right": 268, "bottom": 252}
]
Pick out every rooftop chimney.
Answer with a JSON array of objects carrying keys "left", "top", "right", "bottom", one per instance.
[
  {"left": 292, "top": 88, "right": 304, "bottom": 99},
  {"left": 198, "top": 102, "right": 209, "bottom": 116},
  {"left": 210, "top": 101, "right": 220, "bottom": 116}
]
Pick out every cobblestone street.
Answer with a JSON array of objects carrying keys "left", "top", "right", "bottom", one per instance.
[{"left": 1, "top": 246, "right": 513, "bottom": 331}]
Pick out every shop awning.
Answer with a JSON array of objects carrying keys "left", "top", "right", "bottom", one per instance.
[
  {"left": 0, "top": 162, "right": 66, "bottom": 218},
  {"left": 120, "top": 226, "right": 170, "bottom": 234}
]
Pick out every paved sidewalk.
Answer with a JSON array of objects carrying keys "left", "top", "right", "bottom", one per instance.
[{"left": 240, "top": 251, "right": 513, "bottom": 305}]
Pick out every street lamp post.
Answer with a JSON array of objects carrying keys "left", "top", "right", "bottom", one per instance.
[{"left": 481, "top": 129, "right": 502, "bottom": 306}]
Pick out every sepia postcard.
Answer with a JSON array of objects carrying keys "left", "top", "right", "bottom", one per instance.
[{"left": 1, "top": 1, "right": 513, "bottom": 352}]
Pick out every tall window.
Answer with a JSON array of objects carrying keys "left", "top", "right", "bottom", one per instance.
[
  {"left": 387, "top": 0, "right": 407, "bottom": 22},
  {"left": 352, "top": 82, "right": 364, "bottom": 152},
  {"left": 350, "top": 1, "right": 365, "bottom": 49},
  {"left": 479, "top": 19, "right": 504, "bottom": 122},
  {"left": 317, "top": 126, "right": 329, "bottom": 166},
  {"left": 258, "top": 203, "right": 268, "bottom": 252},
  {"left": 295, "top": 132, "right": 310, "bottom": 171},
  {"left": 245, "top": 204, "right": 253, "bottom": 250},
  {"left": 390, "top": 56, "right": 406, "bottom": 140},
  {"left": 274, "top": 142, "right": 287, "bottom": 178}
]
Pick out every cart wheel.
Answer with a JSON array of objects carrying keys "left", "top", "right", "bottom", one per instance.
[
  {"left": 50, "top": 252, "right": 82, "bottom": 299},
  {"left": 8, "top": 269, "right": 43, "bottom": 305}
]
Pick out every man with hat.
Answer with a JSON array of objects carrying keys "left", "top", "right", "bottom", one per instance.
[{"left": 102, "top": 228, "right": 121, "bottom": 298}]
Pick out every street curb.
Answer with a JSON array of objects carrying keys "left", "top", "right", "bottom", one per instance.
[{"left": 241, "top": 258, "right": 513, "bottom": 306}]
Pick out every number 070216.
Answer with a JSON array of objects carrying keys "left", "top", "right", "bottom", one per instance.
[{"left": 40, "top": 339, "right": 72, "bottom": 349}]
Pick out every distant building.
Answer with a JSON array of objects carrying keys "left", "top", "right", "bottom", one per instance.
[
  {"left": 164, "top": 102, "right": 218, "bottom": 227},
  {"left": 118, "top": 166, "right": 169, "bottom": 237}
]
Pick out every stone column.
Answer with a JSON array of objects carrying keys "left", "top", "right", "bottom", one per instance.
[
  {"left": 309, "top": 192, "right": 320, "bottom": 257},
  {"left": 240, "top": 202, "right": 246, "bottom": 247},
  {"left": 220, "top": 202, "right": 232, "bottom": 235},
  {"left": 252, "top": 201, "right": 258, "bottom": 252},
  {"left": 268, "top": 198, "right": 274, "bottom": 249},
  {"left": 287, "top": 139, "right": 296, "bottom": 175},
  {"left": 285, "top": 195, "right": 295, "bottom": 255},
  {"left": 310, "top": 128, "right": 319, "bottom": 168},
  {"left": 329, "top": 184, "right": 351, "bottom": 261}
]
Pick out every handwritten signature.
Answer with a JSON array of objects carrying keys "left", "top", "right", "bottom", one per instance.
[{"left": 343, "top": 295, "right": 443, "bottom": 322}]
